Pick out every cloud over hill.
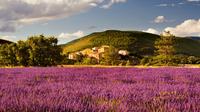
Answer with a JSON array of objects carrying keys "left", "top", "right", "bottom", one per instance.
[{"left": 165, "top": 19, "right": 200, "bottom": 37}]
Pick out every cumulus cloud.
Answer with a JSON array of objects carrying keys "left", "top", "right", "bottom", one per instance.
[
  {"left": 0, "top": 0, "right": 127, "bottom": 32},
  {"left": 58, "top": 30, "right": 85, "bottom": 39},
  {"left": 143, "top": 28, "right": 159, "bottom": 34},
  {"left": 164, "top": 19, "right": 200, "bottom": 37},
  {"left": 154, "top": 16, "right": 167, "bottom": 23}
]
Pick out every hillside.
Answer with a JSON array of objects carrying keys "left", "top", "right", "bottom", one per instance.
[
  {"left": 0, "top": 39, "right": 13, "bottom": 45},
  {"left": 62, "top": 30, "right": 200, "bottom": 56}
]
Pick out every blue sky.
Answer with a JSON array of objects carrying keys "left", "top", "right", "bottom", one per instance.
[{"left": 0, "top": 0, "right": 200, "bottom": 44}]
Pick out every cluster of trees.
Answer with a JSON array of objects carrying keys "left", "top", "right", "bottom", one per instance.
[
  {"left": 92, "top": 31, "right": 138, "bottom": 52},
  {"left": 141, "top": 32, "right": 200, "bottom": 66},
  {"left": 0, "top": 35, "right": 62, "bottom": 67}
]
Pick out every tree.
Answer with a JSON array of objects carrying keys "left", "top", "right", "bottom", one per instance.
[
  {"left": 154, "top": 31, "right": 176, "bottom": 65},
  {"left": 16, "top": 41, "right": 30, "bottom": 66},
  {"left": 0, "top": 35, "right": 62, "bottom": 67},
  {"left": 102, "top": 46, "right": 120, "bottom": 65},
  {"left": 27, "top": 35, "right": 62, "bottom": 66},
  {"left": 82, "top": 57, "right": 98, "bottom": 65},
  {"left": 0, "top": 43, "right": 18, "bottom": 66}
]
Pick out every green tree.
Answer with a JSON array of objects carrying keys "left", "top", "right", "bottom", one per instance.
[
  {"left": 0, "top": 43, "right": 18, "bottom": 66},
  {"left": 102, "top": 46, "right": 120, "bottom": 65},
  {"left": 16, "top": 41, "right": 30, "bottom": 66},
  {"left": 154, "top": 31, "right": 176, "bottom": 65},
  {"left": 27, "top": 35, "right": 62, "bottom": 66},
  {"left": 0, "top": 35, "right": 62, "bottom": 67},
  {"left": 82, "top": 57, "right": 98, "bottom": 65}
]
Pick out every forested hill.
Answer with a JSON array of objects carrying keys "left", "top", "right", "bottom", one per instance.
[
  {"left": 0, "top": 39, "right": 13, "bottom": 45},
  {"left": 62, "top": 30, "right": 159, "bottom": 55},
  {"left": 62, "top": 30, "right": 200, "bottom": 56}
]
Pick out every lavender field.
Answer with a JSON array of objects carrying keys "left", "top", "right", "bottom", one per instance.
[{"left": 0, "top": 67, "right": 200, "bottom": 112}]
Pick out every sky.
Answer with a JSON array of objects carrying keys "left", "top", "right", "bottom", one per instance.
[{"left": 0, "top": 0, "right": 200, "bottom": 44}]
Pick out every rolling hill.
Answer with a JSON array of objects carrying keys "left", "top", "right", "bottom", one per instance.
[{"left": 62, "top": 30, "right": 200, "bottom": 56}]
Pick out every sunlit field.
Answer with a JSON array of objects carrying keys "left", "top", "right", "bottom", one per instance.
[{"left": 0, "top": 67, "right": 200, "bottom": 112}]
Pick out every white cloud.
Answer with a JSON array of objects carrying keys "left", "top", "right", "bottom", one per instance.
[
  {"left": 0, "top": 35, "right": 17, "bottom": 42},
  {"left": 165, "top": 19, "right": 200, "bottom": 37},
  {"left": 156, "top": 4, "right": 168, "bottom": 7},
  {"left": 101, "top": 0, "right": 127, "bottom": 9},
  {"left": 58, "top": 30, "right": 85, "bottom": 39},
  {"left": 0, "top": 0, "right": 127, "bottom": 32},
  {"left": 154, "top": 16, "right": 166, "bottom": 23},
  {"left": 156, "top": 3, "right": 175, "bottom": 7},
  {"left": 143, "top": 28, "right": 159, "bottom": 34},
  {"left": 178, "top": 2, "right": 185, "bottom": 5}
]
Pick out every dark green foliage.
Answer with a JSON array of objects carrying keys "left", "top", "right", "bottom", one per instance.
[
  {"left": 0, "top": 43, "right": 18, "bottom": 66},
  {"left": 0, "top": 35, "right": 62, "bottom": 67},
  {"left": 91, "top": 31, "right": 138, "bottom": 52},
  {"left": 27, "top": 35, "right": 62, "bottom": 66},
  {"left": 81, "top": 57, "right": 98, "bottom": 65},
  {"left": 140, "top": 56, "right": 178, "bottom": 66},
  {"left": 175, "top": 38, "right": 200, "bottom": 56},
  {"left": 155, "top": 32, "right": 176, "bottom": 56},
  {"left": 61, "top": 56, "right": 76, "bottom": 65},
  {"left": 154, "top": 32, "right": 177, "bottom": 65},
  {"left": 187, "top": 56, "right": 199, "bottom": 64},
  {"left": 140, "top": 57, "right": 152, "bottom": 65},
  {"left": 16, "top": 41, "right": 30, "bottom": 66},
  {"left": 140, "top": 55, "right": 200, "bottom": 65},
  {"left": 100, "top": 46, "right": 120, "bottom": 65}
]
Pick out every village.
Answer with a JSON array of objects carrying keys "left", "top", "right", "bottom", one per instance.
[{"left": 68, "top": 45, "right": 130, "bottom": 61}]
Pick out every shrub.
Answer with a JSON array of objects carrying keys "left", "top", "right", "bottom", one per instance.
[{"left": 81, "top": 58, "right": 98, "bottom": 65}]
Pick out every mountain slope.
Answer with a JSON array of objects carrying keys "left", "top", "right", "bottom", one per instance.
[{"left": 62, "top": 30, "right": 200, "bottom": 56}]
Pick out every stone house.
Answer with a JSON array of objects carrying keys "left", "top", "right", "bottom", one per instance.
[
  {"left": 68, "top": 53, "right": 77, "bottom": 60},
  {"left": 68, "top": 51, "right": 82, "bottom": 60}
]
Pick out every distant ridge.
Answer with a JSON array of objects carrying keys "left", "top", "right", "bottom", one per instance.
[
  {"left": 188, "top": 36, "right": 200, "bottom": 41},
  {"left": 62, "top": 30, "right": 200, "bottom": 56}
]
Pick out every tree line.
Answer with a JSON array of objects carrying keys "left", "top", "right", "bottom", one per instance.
[{"left": 0, "top": 35, "right": 62, "bottom": 67}]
